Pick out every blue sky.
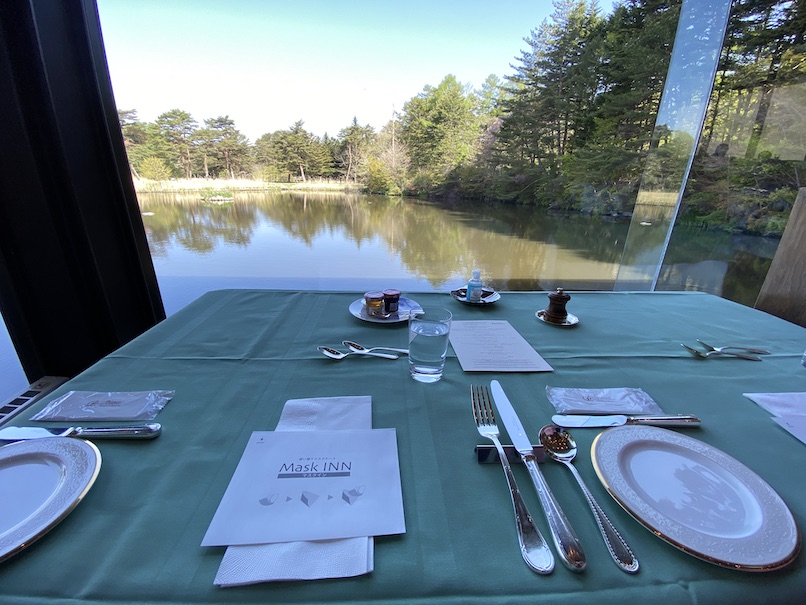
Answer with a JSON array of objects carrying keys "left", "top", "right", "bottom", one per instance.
[{"left": 97, "top": 0, "right": 618, "bottom": 142}]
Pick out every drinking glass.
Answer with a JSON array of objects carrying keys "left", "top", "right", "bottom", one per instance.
[{"left": 408, "top": 307, "right": 452, "bottom": 383}]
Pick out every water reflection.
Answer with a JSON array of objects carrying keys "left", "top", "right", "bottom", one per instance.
[{"left": 139, "top": 191, "right": 773, "bottom": 305}]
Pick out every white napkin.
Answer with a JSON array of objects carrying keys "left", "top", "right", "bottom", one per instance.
[
  {"left": 771, "top": 416, "right": 806, "bottom": 446},
  {"left": 743, "top": 392, "right": 806, "bottom": 417},
  {"left": 744, "top": 392, "right": 806, "bottom": 446},
  {"left": 214, "top": 396, "right": 374, "bottom": 586}
]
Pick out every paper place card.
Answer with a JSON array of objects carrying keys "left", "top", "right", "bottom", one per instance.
[
  {"left": 202, "top": 428, "right": 405, "bottom": 546},
  {"left": 449, "top": 320, "right": 553, "bottom": 372}
]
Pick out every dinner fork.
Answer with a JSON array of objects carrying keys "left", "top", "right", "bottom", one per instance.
[
  {"left": 696, "top": 340, "right": 770, "bottom": 355},
  {"left": 471, "top": 385, "right": 555, "bottom": 574}
]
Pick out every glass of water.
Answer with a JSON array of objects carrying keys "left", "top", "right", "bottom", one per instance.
[{"left": 408, "top": 307, "right": 452, "bottom": 383}]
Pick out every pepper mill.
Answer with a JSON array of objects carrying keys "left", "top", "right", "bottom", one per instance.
[{"left": 543, "top": 288, "right": 571, "bottom": 324}]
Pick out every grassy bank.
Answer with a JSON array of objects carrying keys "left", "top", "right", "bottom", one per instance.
[{"left": 132, "top": 177, "right": 361, "bottom": 194}]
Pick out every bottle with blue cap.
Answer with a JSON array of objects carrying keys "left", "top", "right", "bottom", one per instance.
[{"left": 466, "top": 269, "right": 483, "bottom": 302}]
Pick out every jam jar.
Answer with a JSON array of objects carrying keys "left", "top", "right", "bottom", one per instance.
[
  {"left": 364, "top": 291, "right": 385, "bottom": 317},
  {"left": 382, "top": 288, "right": 401, "bottom": 314}
]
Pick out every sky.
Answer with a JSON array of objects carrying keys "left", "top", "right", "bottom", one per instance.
[{"left": 97, "top": 0, "right": 618, "bottom": 142}]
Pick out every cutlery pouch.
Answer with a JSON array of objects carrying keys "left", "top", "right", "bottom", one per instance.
[
  {"left": 546, "top": 386, "right": 664, "bottom": 415},
  {"left": 31, "top": 390, "right": 174, "bottom": 421}
]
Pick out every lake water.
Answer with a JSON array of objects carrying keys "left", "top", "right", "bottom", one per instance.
[
  {"left": 0, "top": 190, "right": 777, "bottom": 403},
  {"left": 140, "top": 191, "right": 776, "bottom": 309}
]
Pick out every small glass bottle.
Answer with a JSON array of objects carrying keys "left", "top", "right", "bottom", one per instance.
[
  {"left": 364, "top": 291, "right": 384, "bottom": 317},
  {"left": 466, "top": 269, "right": 483, "bottom": 302}
]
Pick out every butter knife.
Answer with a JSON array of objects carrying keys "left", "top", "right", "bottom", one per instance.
[
  {"left": 0, "top": 423, "right": 162, "bottom": 441},
  {"left": 491, "top": 380, "right": 586, "bottom": 572},
  {"left": 551, "top": 414, "right": 700, "bottom": 428}
]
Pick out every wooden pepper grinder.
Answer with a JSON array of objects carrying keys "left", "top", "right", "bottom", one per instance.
[{"left": 543, "top": 288, "right": 571, "bottom": 324}]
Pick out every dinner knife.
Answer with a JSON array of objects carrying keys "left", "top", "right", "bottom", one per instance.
[
  {"left": 0, "top": 423, "right": 162, "bottom": 441},
  {"left": 490, "top": 380, "right": 586, "bottom": 572},
  {"left": 551, "top": 414, "right": 700, "bottom": 428}
]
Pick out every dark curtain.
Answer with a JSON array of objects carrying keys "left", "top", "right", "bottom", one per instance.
[{"left": 0, "top": 0, "right": 164, "bottom": 381}]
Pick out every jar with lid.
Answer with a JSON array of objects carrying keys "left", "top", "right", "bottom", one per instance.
[
  {"left": 364, "top": 291, "right": 385, "bottom": 317},
  {"left": 383, "top": 288, "right": 401, "bottom": 314}
]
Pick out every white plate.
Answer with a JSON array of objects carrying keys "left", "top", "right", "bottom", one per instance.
[
  {"left": 349, "top": 297, "right": 422, "bottom": 324},
  {"left": 592, "top": 426, "right": 800, "bottom": 571},
  {"left": 0, "top": 437, "right": 101, "bottom": 562}
]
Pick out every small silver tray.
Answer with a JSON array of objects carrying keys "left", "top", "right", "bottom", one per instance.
[
  {"left": 450, "top": 287, "right": 501, "bottom": 305},
  {"left": 536, "top": 309, "right": 579, "bottom": 326}
]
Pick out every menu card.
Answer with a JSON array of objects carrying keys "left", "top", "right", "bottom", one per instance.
[
  {"left": 449, "top": 320, "right": 553, "bottom": 372},
  {"left": 202, "top": 428, "right": 405, "bottom": 546}
]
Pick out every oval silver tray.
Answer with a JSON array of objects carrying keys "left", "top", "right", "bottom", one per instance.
[{"left": 450, "top": 287, "right": 500, "bottom": 305}]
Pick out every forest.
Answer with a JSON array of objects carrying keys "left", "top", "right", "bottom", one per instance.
[{"left": 119, "top": 0, "right": 805, "bottom": 236}]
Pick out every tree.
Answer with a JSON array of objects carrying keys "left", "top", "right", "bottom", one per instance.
[
  {"left": 494, "top": 0, "right": 605, "bottom": 203},
  {"left": 156, "top": 109, "right": 198, "bottom": 178},
  {"left": 138, "top": 156, "right": 172, "bottom": 181},
  {"left": 253, "top": 121, "right": 333, "bottom": 182},
  {"left": 400, "top": 74, "right": 482, "bottom": 191},
  {"left": 203, "top": 116, "right": 251, "bottom": 178},
  {"left": 336, "top": 117, "right": 375, "bottom": 182}
]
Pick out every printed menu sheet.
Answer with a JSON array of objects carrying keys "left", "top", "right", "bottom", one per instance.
[
  {"left": 449, "top": 320, "right": 553, "bottom": 372},
  {"left": 202, "top": 428, "right": 405, "bottom": 546}
]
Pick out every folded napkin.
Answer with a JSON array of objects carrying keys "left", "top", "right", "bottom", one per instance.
[
  {"left": 744, "top": 392, "right": 806, "bottom": 446},
  {"left": 771, "top": 416, "right": 806, "bottom": 446},
  {"left": 546, "top": 387, "right": 664, "bottom": 415},
  {"left": 214, "top": 396, "right": 374, "bottom": 586},
  {"left": 743, "top": 392, "right": 806, "bottom": 417}
]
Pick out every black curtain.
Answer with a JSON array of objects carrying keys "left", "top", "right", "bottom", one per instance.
[{"left": 0, "top": 0, "right": 164, "bottom": 381}]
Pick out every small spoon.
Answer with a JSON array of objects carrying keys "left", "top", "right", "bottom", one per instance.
[
  {"left": 538, "top": 424, "right": 639, "bottom": 574},
  {"left": 343, "top": 340, "right": 409, "bottom": 355},
  {"left": 317, "top": 346, "right": 398, "bottom": 360},
  {"left": 681, "top": 343, "right": 761, "bottom": 361}
]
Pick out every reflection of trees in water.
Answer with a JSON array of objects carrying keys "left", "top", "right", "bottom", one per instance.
[
  {"left": 654, "top": 463, "right": 745, "bottom": 535},
  {"left": 141, "top": 194, "right": 258, "bottom": 255},
  {"left": 137, "top": 191, "right": 773, "bottom": 297}
]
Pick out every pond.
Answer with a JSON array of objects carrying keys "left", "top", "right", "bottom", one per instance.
[{"left": 139, "top": 191, "right": 776, "bottom": 311}]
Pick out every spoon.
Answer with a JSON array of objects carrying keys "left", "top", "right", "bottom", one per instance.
[
  {"left": 681, "top": 343, "right": 761, "bottom": 361},
  {"left": 317, "top": 346, "right": 398, "bottom": 360},
  {"left": 538, "top": 424, "right": 639, "bottom": 574},
  {"left": 343, "top": 340, "right": 409, "bottom": 355}
]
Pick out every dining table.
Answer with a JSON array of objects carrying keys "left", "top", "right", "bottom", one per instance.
[{"left": 1, "top": 289, "right": 805, "bottom": 605}]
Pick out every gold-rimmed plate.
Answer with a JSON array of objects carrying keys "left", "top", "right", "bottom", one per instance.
[
  {"left": 0, "top": 437, "right": 101, "bottom": 562},
  {"left": 592, "top": 425, "right": 800, "bottom": 571}
]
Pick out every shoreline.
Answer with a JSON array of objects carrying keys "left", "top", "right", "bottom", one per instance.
[{"left": 132, "top": 177, "right": 361, "bottom": 194}]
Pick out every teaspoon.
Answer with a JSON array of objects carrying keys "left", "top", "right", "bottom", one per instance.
[
  {"left": 343, "top": 340, "right": 409, "bottom": 355},
  {"left": 538, "top": 424, "right": 639, "bottom": 573},
  {"left": 317, "top": 346, "right": 398, "bottom": 360}
]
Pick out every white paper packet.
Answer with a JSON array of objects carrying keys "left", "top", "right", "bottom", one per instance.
[
  {"left": 546, "top": 386, "right": 664, "bottom": 415},
  {"left": 31, "top": 390, "right": 174, "bottom": 421}
]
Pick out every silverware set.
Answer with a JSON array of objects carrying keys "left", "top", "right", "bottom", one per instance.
[
  {"left": 681, "top": 339, "right": 770, "bottom": 361},
  {"left": 471, "top": 382, "right": 640, "bottom": 575},
  {"left": 317, "top": 340, "right": 409, "bottom": 360}
]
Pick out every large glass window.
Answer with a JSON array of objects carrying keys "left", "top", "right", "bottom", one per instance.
[{"left": 92, "top": 0, "right": 804, "bottom": 314}]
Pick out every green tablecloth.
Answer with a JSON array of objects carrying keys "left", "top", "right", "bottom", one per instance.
[{"left": 3, "top": 290, "right": 805, "bottom": 604}]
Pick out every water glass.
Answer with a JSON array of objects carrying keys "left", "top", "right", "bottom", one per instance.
[{"left": 408, "top": 307, "right": 452, "bottom": 383}]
